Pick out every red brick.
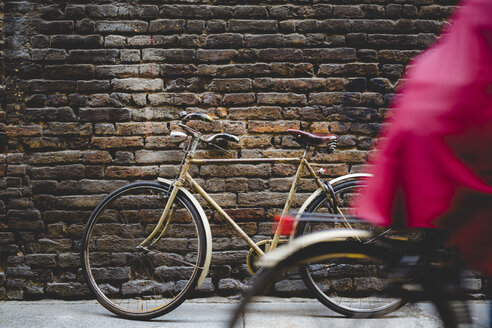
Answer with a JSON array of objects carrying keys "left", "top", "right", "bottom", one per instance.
[
  {"left": 229, "top": 107, "right": 281, "bottom": 120},
  {"left": 257, "top": 93, "right": 307, "bottom": 106},
  {"left": 6, "top": 126, "right": 42, "bottom": 137},
  {"left": 91, "top": 136, "right": 143, "bottom": 149},
  {"left": 105, "top": 166, "right": 159, "bottom": 178},
  {"left": 115, "top": 122, "right": 169, "bottom": 135},
  {"left": 200, "top": 164, "right": 271, "bottom": 178},
  {"left": 248, "top": 121, "right": 300, "bottom": 133},
  {"left": 82, "top": 151, "right": 113, "bottom": 164}
]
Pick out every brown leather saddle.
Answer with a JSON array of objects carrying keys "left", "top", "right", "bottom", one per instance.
[{"left": 286, "top": 129, "right": 338, "bottom": 147}]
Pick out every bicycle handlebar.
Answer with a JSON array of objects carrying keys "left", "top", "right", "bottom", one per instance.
[
  {"left": 177, "top": 112, "right": 240, "bottom": 146},
  {"left": 203, "top": 133, "right": 240, "bottom": 144}
]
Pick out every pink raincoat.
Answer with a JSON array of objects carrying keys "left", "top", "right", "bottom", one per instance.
[{"left": 356, "top": 0, "right": 492, "bottom": 275}]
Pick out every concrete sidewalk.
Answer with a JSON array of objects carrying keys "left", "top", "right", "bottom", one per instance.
[{"left": 0, "top": 297, "right": 489, "bottom": 328}]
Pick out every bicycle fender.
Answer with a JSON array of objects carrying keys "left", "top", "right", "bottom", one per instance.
[
  {"left": 257, "top": 229, "right": 372, "bottom": 267},
  {"left": 298, "top": 173, "right": 373, "bottom": 214},
  {"left": 329, "top": 173, "right": 372, "bottom": 185},
  {"left": 157, "top": 178, "right": 212, "bottom": 289},
  {"left": 292, "top": 173, "right": 373, "bottom": 239}
]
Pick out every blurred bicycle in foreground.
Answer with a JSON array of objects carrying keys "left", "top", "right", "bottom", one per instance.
[{"left": 229, "top": 213, "right": 474, "bottom": 328}]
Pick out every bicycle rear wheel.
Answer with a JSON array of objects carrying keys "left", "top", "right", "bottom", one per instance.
[
  {"left": 81, "top": 181, "right": 207, "bottom": 320},
  {"left": 297, "top": 178, "right": 406, "bottom": 317}
]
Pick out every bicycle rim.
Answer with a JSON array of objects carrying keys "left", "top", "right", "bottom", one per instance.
[{"left": 81, "top": 182, "right": 206, "bottom": 319}]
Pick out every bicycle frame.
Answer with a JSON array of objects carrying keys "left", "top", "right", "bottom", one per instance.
[{"left": 139, "top": 131, "right": 332, "bottom": 256}]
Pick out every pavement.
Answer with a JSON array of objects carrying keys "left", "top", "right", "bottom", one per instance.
[{"left": 0, "top": 297, "right": 489, "bottom": 328}]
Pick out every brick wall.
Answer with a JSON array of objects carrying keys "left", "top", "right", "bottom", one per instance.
[
  {"left": 1, "top": 0, "right": 470, "bottom": 300},
  {"left": 0, "top": 0, "right": 4, "bottom": 147}
]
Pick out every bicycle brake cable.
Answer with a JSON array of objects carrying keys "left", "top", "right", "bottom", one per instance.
[{"left": 207, "top": 140, "right": 234, "bottom": 154}]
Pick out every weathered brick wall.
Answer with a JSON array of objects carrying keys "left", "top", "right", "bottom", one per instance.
[
  {"left": 0, "top": 0, "right": 8, "bottom": 294},
  {"left": 0, "top": 0, "right": 4, "bottom": 145},
  {"left": 1, "top": 0, "right": 468, "bottom": 300}
]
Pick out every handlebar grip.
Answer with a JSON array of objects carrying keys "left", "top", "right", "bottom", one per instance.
[
  {"left": 179, "top": 111, "right": 213, "bottom": 123},
  {"left": 179, "top": 111, "right": 188, "bottom": 120},
  {"left": 219, "top": 133, "right": 240, "bottom": 143},
  {"left": 203, "top": 133, "right": 240, "bottom": 144}
]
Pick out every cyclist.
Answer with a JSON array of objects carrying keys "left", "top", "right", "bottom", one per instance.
[{"left": 355, "top": 0, "right": 492, "bottom": 321}]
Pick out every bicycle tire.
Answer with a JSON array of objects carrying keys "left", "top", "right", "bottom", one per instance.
[
  {"left": 81, "top": 181, "right": 207, "bottom": 320},
  {"left": 296, "top": 177, "right": 406, "bottom": 317}
]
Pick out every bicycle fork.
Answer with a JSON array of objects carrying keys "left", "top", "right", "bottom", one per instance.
[
  {"left": 139, "top": 181, "right": 180, "bottom": 248},
  {"left": 140, "top": 138, "right": 197, "bottom": 248}
]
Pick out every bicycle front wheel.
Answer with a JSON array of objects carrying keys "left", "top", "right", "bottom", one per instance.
[
  {"left": 297, "top": 177, "right": 406, "bottom": 317},
  {"left": 81, "top": 181, "right": 207, "bottom": 320}
]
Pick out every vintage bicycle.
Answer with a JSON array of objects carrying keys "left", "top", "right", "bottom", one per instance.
[{"left": 80, "top": 111, "right": 376, "bottom": 320}]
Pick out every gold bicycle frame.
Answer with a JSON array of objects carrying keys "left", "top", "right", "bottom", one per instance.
[{"left": 139, "top": 132, "right": 332, "bottom": 257}]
